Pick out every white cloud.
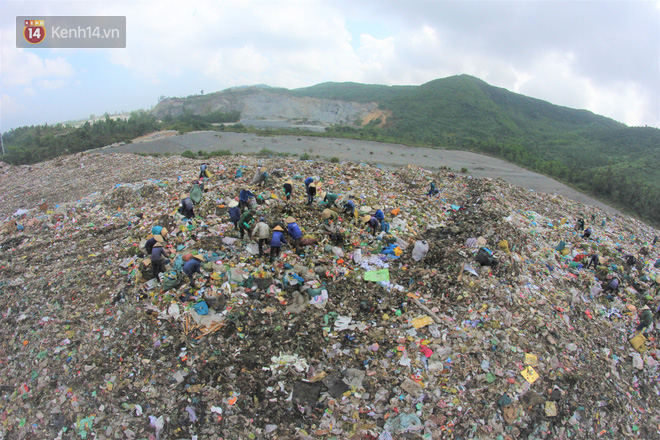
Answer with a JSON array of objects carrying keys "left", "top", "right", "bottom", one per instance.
[
  {"left": 1, "top": 33, "right": 74, "bottom": 88},
  {"left": 0, "top": 0, "right": 657, "bottom": 128},
  {"left": 0, "top": 93, "right": 25, "bottom": 116},
  {"left": 37, "top": 79, "right": 67, "bottom": 90}
]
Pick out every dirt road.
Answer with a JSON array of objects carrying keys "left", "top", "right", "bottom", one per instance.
[{"left": 100, "top": 131, "right": 620, "bottom": 214}]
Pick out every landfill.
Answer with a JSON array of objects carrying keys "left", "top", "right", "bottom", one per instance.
[{"left": 0, "top": 151, "right": 659, "bottom": 439}]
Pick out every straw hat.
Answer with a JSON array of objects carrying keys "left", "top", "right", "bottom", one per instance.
[
  {"left": 273, "top": 225, "right": 284, "bottom": 232},
  {"left": 322, "top": 209, "right": 333, "bottom": 219},
  {"left": 309, "top": 183, "right": 316, "bottom": 188},
  {"left": 160, "top": 227, "right": 169, "bottom": 236},
  {"left": 285, "top": 217, "right": 296, "bottom": 224},
  {"left": 154, "top": 234, "right": 165, "bottom": 242},
  {"left": 193, "top": 254, "right": 205, "bottom": 261},
  {"left": 228, "top": 200, "right": 238, "bottom": 208},
  {"left": 285, "top": 180, "right": 293, "bottom": 185},
  {"left": 180, "top": 193, "right": 188, "bottom": 199},
  {"left": 641, "top": 305, "right": 650, "bottom": 311},
  {"left": 362, "top": 214, "right": 372, "bottom": 223}
]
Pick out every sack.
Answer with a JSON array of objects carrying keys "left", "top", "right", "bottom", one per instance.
[
  {"left": 190, "top": 184, "right": 203, "bottom": 205},
  {"left": 380, "top": 221, "right": 390, "bottom": 233},
  {"left": 205, "top": 169, "right": 212, "bottom": 178},
  {"left": 162, "top": 273, "right": 183, "bottom": 291},
  {"left": 629, "top": 333, "right": 648, "bottom": 354}
]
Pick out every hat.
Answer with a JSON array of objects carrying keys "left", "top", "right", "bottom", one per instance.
[
  {"left": 160, "top": 227, "right": 169, "bottom": 236},
  {"left": 180, "top": 193, "right": 188, "bottom": 199},
  {"left": 273, "top": 225, "right": 284, "bottom": 232},
  {"left": 228, "top": 200, "right": 238, "bottom": 208},
  {"left": 641, "top": 305, "right": 650, "bottom": 311},
  {"left": 183, "top": 253, "right": 193, "bottom": 262},
  {"left": 154, "top": 234, "right": 165, "bottom": 242},
  {"left": 362, "top": 214, "right": 372, "bottom": 223},
  {"left": 285, "top": 217, "right": 296, "bottom": 223},
  {"left": 285, "top": 180, "right": 293, "bottom": 185},
  {"left": 193, "top": 254, "right": 205, "bottom": 261},
  {"left": 322, "top": 209, "right": 333, "bottom": 219},
  {"left": 309, "top": 183, "right": 316, "bottom": 188}
]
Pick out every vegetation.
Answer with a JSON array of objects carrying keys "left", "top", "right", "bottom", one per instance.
[{"left": 1, "top": 109, "right": 240, "bottom": 165}]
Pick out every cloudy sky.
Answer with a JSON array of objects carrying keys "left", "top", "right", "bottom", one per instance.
[{"left": 1, "top": 0, "right": 658, "bottom": 132}]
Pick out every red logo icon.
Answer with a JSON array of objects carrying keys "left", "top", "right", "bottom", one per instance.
[{"left": 24, "top": 20, "right": 46, "bottom": 44}]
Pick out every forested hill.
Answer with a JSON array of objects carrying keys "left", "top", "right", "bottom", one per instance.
[{"left": 293, "top": 75, "right": 660, "bottom": 223}]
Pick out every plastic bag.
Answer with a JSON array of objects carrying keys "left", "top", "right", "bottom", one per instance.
[{"left": 412, "top": 240, "right": 429, "bottom": 261}]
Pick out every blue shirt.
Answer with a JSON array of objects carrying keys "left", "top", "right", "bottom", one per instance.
[
  {"left": 151, "top": 246, "right": 166, "bottom": 262},
  {"left": 271, "top": 231, "right": 287, "bottom": 247},
  {"left": 287, "top": 222, "right": 303, "bottom": 239},
  {"left": 183, "top": 259, "right": 201, "bottom": 275},
  {"left": 239, "top": 190, "right": 254, "bottom": 202},
  {"left": 145, "top": 237, "right": 157, "bottom": 255},
  {"left": 228, "top": 206, "right": 241, "bottom": 222}
]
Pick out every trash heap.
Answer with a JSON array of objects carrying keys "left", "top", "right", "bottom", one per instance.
[{"left": 1, "top": 151, "right": 659, "bottom": 440}]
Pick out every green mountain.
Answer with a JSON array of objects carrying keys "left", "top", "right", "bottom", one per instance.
[{"left": 293, "top": 75, "right": 660, "bottom": 223}]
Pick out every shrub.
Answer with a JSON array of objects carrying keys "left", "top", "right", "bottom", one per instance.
[
  {"left": 330, "top": 157, "right": 339, "bottom": 163},
  {"left": 460, "top": 167, "right": 468, "bottom": 173},
  {"left": 181, "top": 150, "right": 195, "bottom": 158},
  {"left": 300, "top": 153, "right": 311, "bottom": 160}
]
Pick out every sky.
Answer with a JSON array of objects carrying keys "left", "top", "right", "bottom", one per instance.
[{"left": 1, "top": 0, "right": 659, "bottom": 132}]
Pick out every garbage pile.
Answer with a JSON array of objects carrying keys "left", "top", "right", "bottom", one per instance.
[{"left": 1, "top": 151, "right": 659, "bottom": 439}]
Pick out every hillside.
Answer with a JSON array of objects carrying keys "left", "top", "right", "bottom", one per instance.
[
  {"left": 151, "top": 87, "right": 378, "bottom": 125},
  {"left": 1, "top": 153, "right": 659, "bottom": 439}
]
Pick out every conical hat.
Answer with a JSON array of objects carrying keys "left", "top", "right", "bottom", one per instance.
[
  {"left": 322, "top": 209, "right": 333, "bottom": 219},
  {"left": 362, "top": 214, "right": 372, "bottom": 222},
  {"left": 193, "top": 254, "right": 205, "bottom": 261},
  {"left": 154, "top": 234, "right": 165, "bottom": 242},
  {"left": 285, "top": 217, "right": 296, "bottom": 223},
  {"left": 228, "top": 200, "right": 238, "bottom": 208},
  {"left": 273, "top": 225, "right": 284, "bottom": 232},
  {"left": 285, "top": 180, "right": 294, "bottom": 184}
]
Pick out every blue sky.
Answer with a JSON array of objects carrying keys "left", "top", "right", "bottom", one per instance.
[{"left": 1, "top": 0, "right": 659, "bottom": 132}]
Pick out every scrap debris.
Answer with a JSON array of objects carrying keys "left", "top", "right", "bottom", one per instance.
[{"left": 0, "top": 151, "right": 659, "bottom": 439}]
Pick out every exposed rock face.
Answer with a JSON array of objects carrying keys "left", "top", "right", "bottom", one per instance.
[{"left": 151, "top": 88, "right": 377, "bottom": 125}]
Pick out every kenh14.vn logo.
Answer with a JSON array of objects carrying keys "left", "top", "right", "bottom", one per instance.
[{"left": 24, "top": 19, "right": 46, "bottom": 44}]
